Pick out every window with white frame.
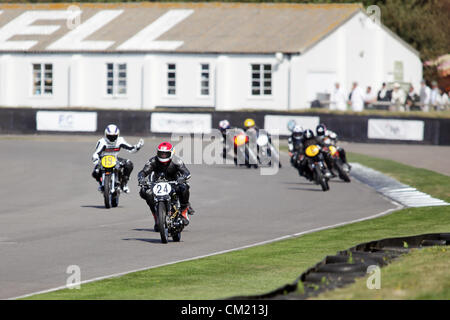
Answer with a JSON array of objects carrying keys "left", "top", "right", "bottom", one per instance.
[
  {"left": 167, "top": 63, "right": 176, "bottom": 95},
  {"left": 33, "top": 63, "right": 53, "bottom": 96},
  {"left": 106, "top": 63, "right": 127, "bottom": 96},
  {"left": 200, "top": 63, "right": 210, "bottom": 96},
  {"left": 251, "top": 64, "right": 272, "bottom": 96}
]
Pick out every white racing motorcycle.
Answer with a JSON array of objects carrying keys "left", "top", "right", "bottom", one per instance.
[{"left": 254, "top": 130, "right": 282, "bottom": 168}]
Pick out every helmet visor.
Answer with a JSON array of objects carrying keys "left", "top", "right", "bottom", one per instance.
[
  {"left": 157, "top": 150, "right": 172, "bottom": 160},
  {"left": 106, "top": 134, "right": 118, "bottom": 142}
]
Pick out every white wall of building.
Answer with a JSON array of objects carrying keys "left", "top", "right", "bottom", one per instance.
[
  {"left": 0, "top": 12, "right": 422, "bottom": 110},
  {"left": 0, "top": 54, "right": 70, "bottom": 108},
  {"left": 218, "top": 54, "right": 288, "bottom": 111},
  {"left": 288, "top": 11, "right": 422, "bottom": 109}
]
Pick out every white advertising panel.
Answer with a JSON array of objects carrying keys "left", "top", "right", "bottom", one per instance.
[
  {"left": 36, "top": 111, "right": 97, "bottom": 132},
  {"left": 151, "top": 113, "right": 212, "bottom": 134},
  {"left": 368, "top": 119, "right": 424, "bottom": 141},
  {"left": 264, "top": 115, "right": 320, "bottom": 135}
]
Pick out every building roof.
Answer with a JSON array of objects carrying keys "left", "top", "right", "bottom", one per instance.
[{"left": 0, "top": 2, "right": 362, "bottom": 54}]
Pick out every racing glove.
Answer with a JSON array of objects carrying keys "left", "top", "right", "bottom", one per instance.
[{"left": 135, "top": 139, "right": 144, "bottom": 151}]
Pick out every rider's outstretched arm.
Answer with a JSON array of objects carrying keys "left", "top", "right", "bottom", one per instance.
[{"left": 119, "top": 137, "right": 144, "bottom": 154}]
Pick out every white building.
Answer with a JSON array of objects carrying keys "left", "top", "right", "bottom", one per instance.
[{"left": 0, "top": 2, "right": 422, "bottom": 111}]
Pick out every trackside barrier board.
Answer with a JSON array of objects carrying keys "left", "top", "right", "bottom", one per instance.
[
  {"left": 36, "top": 111, "right": 97, "bottom": 132},
  {"left": 264, "top": 115, "right": 320, "bottom": 135},
  {"left": 368, "top": 119, "right": 424, "bottom": 141},
  {"left": 150, "top": 112, "right": 212, "bottom": 134}
]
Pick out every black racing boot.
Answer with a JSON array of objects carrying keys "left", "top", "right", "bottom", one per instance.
[
  {"left": 344, "top": 163, "right": 352, "bottom": 172},
  {"left": 187, "top": 202, "right": 195, "bottom": 215},
  {"left": 121, "top": 176, "right": 130, "bottom": 193},
  {"left": 150, "top": 208, "right": 159, "bottom": 232},
  {"left": 329, "top": 169, "right": 337, "bottom": 178}
]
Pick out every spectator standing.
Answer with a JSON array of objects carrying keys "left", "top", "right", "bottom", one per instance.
[
  {"left": 419, "top": 80, "right": 431, "bottom": 112},
  {"left": 430, "top": 81, "right": 441, "bottom": 111},
  {"left": 349, "top": 82, "right": 365, "bottom": 112},
  {"left": 391, "top": 82, "right": 406, "bottom": 111},
  {"left": 377, "top": 82, "right": 392, "bottom": 101},
  {"left": 437, "top": 88, "right": 448, "bottom": 111},
  {"left": 330, "top": 82, "right": 347, "bottom": 111},
  {"left": 405, "top": 85, "right": 419, "bottom": 111},
  {"left": 441, "top": 89, "right": 449, "bottom": 110},
  {"left": 376, "top": 82, "right": 392, "bottom": 110},
  {"left": 364, "top": 86, "right": 376, "bottom": 108}
]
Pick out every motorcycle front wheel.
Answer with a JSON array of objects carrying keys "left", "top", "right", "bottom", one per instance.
[
  {"left": 335, "top": 159, "right": 351, "bottom": 182},
  {"left": 158, "top": 203, "right": 169, "bottom": 244},
  {"left": 315, "top": 166, "right": 329, "bottom": 192},
  {"left": 103, "top": 175, "right": 112, "bottom": 209}
]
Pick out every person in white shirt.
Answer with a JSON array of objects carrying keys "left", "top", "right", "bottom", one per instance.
[
  {"left": 364, "top": 86, "right": 376, "bottom": 108},
  {"left": 391, "top": 83, "right": 406, "bottom": 111},
  {"left": 349, "top": 82, "right": 365, "bottom": 112},
  {"left": 441, "top": 89, "right": 449, "bottom": 110},
  {"left": 419, "top": 80, "right": 431, "bottom": 112},
  {"left": 330, "top": 82, "right": 347, "bottom": 111},
  {"left": 430, "top": 81, "right": 441, "bottom": 111}
]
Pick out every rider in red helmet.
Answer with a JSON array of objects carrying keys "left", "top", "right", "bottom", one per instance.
[{"left": 138, "top": 142, "right": 194, "bottom": 231}]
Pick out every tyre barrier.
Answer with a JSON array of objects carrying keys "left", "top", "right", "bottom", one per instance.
[{"left": 227, "top": 232, "right": 449, "bottom": 300}]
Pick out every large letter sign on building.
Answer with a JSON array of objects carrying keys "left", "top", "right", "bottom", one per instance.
[
  {"left": 117, "top": 10, "right": 193, "bottom": 51},
  {"left": 0, "top": 10, "right": 80, "bottom": 50},
  {"left": 47, "top": 10, "right": 124, "bottom": 50}
]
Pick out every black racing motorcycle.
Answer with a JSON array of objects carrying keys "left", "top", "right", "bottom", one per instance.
[
  {"left": 232, "top": 129, "right": 281, "bottom": 168},
  {"left": 142, "top": 179, "right": 185, "bottom": 243},
  {"left": 99, "top": 155, "right": 122, "bottom": 208},
  {"left": 303, "top": 144, "right": 330, "bottom": 191},
  {"left": 322, "top": 144, "right": 351, "bottom": 182},
  {"left": 233, "top": 129, "right": 259, "bottom": 168},
  {"left": 321, "top": 136, "right": 351, "bottom": 182}
]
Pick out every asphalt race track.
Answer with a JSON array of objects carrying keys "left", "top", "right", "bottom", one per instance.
[{"left": 0, "top": 135, "right": 396, "bottom": 299}]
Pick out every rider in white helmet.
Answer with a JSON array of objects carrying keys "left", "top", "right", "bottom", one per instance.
[
  {"left": 218, "top": 119, "right": 233, "bottom": 159},
  {"left": 288, "top": 125, "right": 304, "bottom": 169},
  {"left": 92, "top": 124, "right": 144, "bottom": 193}
]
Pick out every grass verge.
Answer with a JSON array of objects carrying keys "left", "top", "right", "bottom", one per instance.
[
  {"left": 313, "top": 246, "right": 450, "bottom": 300},
  {"left": 25, "top": 153, "right": 450, "bottom": 300}
]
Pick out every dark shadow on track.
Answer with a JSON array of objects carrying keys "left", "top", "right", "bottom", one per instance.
[
  {"left": 329, "top": 180, "right": 349, "bottom": 184},
  {"left": 122, "top": 238, "right": 165, "bottom": 244},
  {"left": 287, "top": 187, "right": 323, "bottom": 192},
  {"left": 80, "top": 205, "right": 108, "bottom": 209},
  {"left": 282, "top": 182, "right": 312, "bottom": 186}
]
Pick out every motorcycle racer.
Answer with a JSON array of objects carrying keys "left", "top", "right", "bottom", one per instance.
[
  {"left": 298, "top": 129, "right": 332, "bottom": 180},
  {"left": 288, "top": 125, "right": 304, "bottom": 169},
  {"left": 219, "top": 119, "right": 237, "bottom": 160},
  {"left": 316, "top": 124, "right": 351, "bottom": 172},
  {"left": 138, "top": 142, "right": 194, "bottom": 231},
  {"left": 91, "top": 124, "right": 144, "bottom": 193}
]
